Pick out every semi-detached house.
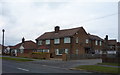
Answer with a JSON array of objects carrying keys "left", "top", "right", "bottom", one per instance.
[{"left": 36, "top": 26, "right": 103, "bottom": 58}]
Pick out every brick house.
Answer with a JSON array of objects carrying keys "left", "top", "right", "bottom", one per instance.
[
  {"left": 5, "top": 38, "right": 37, "bottom": 56},
  {"left": 117, "top": 42, "right": 120, "bottom": 51},
  {"left": 103, "top": 35, "right": 117, "bottom": 54},
  {"left": 36, "top": 26, "right": 103, "bottom": 58},
  {"left": 87, "top": 34, "right": 103, "bottom": 54},
  {"left": 0, "top": 44, "right": 2, "bottom": 54}
]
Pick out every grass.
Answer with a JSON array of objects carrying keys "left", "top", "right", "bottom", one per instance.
[
  {"left": 98, "top": 63, "right": 120, "bottom": 66},
  {"left": 1, "top": 57, "right": 33, "bottom": 62},
  {"left": 75, "top": 65, "right": 120, "bottom": 74}
]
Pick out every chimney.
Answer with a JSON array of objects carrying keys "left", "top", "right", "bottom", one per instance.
[
  {"left": 22, "top": 37, "right": 25, "bottom": 43},
  {"left": 55, "top": 26, "right": 60, "bottom": 33},
  {"left": 105, "top": 35, "right": 108, "bottom": 40}
]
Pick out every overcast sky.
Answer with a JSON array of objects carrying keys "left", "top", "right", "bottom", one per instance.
[{"left": 0, "top": 0, "right": 119, "bottom": 46}]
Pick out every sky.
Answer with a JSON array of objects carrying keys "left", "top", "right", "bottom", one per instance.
[{"left": 0, "top": 0, "right": 119, "bottom": 46}]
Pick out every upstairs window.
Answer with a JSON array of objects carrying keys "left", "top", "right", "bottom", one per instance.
[
  {"left": 46, "top": 40, "right": 50, "bottom": 45},
  {"left": 86, "top": 39, "right": 89, "bottom": 44},
  {"left": 38, "top": 40, "right": 42, "bottom": 45},
  {"left": 54, "top": 38, "right": 60, "bottom": 44},
  {"left": 64, "top": 37, "right": 71, "bottom": 43},
  {"left": 100, "top": 41, "right": 102, "bottom": 46},
  {"left": 76, "top": 49, "right": 79, "bottom": 54},
  {"left": 95, "top": 40, "right": 98, "bottom": 45},
  {"left": 76, "top": 37, "right": 79, "bottom": 43}
]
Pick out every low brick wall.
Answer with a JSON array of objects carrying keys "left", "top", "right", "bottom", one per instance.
[
  {"left": 17, "top": 53, "right": 50, "bottom": 60},
  {"left": 31, "top": 53, "right": 50, "bottom": 60},
  {"left": 17, "top": 53, "right": 31, "bottom": 58}
]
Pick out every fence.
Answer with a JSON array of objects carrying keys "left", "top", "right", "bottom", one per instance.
[
  {"left": 102, "top": 54, "right": 120, "bottom": 63},
  {"left": 64, "top": 54, "right": 102, "bottom": 60}
]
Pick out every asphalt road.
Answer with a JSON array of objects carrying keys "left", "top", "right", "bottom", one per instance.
[{"left": 2, "top": 59, "right": 91, "bottom": 73}]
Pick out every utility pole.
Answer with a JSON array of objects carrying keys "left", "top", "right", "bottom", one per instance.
[{"left": 2, "top": 29, "right": 5, "bottom": 55}]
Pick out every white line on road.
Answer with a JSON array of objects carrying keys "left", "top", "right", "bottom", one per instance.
[
  {"left": 17, "top": 68, "right": 29, "bottom": 72},
  {"left": 42, "top": 65, "right": 67, "bottom": 70}
]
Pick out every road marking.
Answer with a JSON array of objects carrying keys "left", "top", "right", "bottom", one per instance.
[
  {"left": 17, "top": 68, "right": 29, "bottom": 72},
  {"left": 42, "top": 65, "right": 68, "bottom": 70}
]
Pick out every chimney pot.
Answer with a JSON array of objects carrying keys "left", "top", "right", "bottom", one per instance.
[
  {"left": 105, "top": 35, "right": 108, "bottom": 40},
  {"left": 55, "top": 26, "right": 60, "bottom": 33},
  {"left": 22, "top": 37, "right": 25, "bottom": 43}
]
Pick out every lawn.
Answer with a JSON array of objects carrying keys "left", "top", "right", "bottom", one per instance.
[
  {"left": 1, "top": 57, "right": 33, "bottom": 62},
  {"left": 98, "top": 63, "right": 120, "bottom": 66},
  {"left": 75, "top": 65, "right": 120, "bottom": 74}
]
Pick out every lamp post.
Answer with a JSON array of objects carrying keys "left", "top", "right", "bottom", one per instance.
[{"left": 2, "top": 29, "right": 5, "bottom": 55}]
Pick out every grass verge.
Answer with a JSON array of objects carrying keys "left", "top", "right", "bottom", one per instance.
[
  {"left": 75, "top": 65, "right": 120, "bottom": 74},
  {"left": 1, "top": 57, "right": 33, "bottom": 62},
  {"left": 98, "top": 63, "right": 120, "bottom": 66}
]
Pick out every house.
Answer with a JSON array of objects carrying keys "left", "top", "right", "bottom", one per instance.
[
  {"left": 117, "top": 42, "right": 120, "bottom": 51},
  {"left": 87, "top": 34, "right": 103, "bottom": 54},
  {"left": 5, "top": 38, "right": 37, "bottom": 56},
  {"left": 104, "top": 35, "right": 117, "bottom": 54},
  {"left": 0, "top": 44, "right": 6, "bottom": 55},
  {"left": 0, "top": 44, "right": 2, "bottom": 54},
  {"left": 36, "top": 26, "right": 104, "bottom": 58}
]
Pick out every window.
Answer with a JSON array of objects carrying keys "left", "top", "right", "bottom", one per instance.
[
  {"left": 37, "top": 49, "right": 49, "bottom": 53},
  {"left": 43, "top": 49, "right": 49, "bottom": 52},
  {"left": 64, "top": 37, "right": 71, "bottom": 43},
  {"left": 37, "top": 49, "right": 43, "bottom": 52},
  {"left": 76, "top": 49, "right": 79, "bottom": 54},
  {"left": 65, "top": 49, "right": 69, "bottom": 54},
  {"left": 76, "top": 37, "right": 79, "bottom": 43},
  {"left": 38, "top": 40, "right": 42, "bottom": 45},
  {"left": 20, "top": 49, "right": 24, "bottom": 53},
  {"left": 86, "top": 39, "right": 89, "bottom": 44},
  {"left": 95, "top": 40, "right": 98, "bottom": 45},
  {"left": 54, "top": 38, "right": 60, "bottom": 44},
  {"left": 46, "top": 40, "right": 50, "bottom": 45},
  {"left": 55, "top": 49, "right": 64, "bottom": 55},
  {"left": 100, "top": 41, "right": 102, "bottom": 46}
]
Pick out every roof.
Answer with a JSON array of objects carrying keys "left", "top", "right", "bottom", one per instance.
[
  {"left": 117, "top": 42, "right": 120, "bottom": 46},
  {"left": 108, "top": 40, "right": 117, "bottom": 45},
  {"left": 36, "top": 27, "right": 86, "bottom": 40},
  {"left": 0, "top": 44, "right": 6, "bottom": 49},
  {"left": 88, "top": 34, "right": 103, "bottom": 41},
  {"left": 9, "top": 40, "right": 37, "bottom": 50}
]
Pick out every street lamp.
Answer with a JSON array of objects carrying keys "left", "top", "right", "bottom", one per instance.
[{"left": 2, "top": 29, "right": 5, "bottom": 55}]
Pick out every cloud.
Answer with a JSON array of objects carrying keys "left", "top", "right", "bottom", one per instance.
[{"left": 0, "top": 1, "right": 118, "bottom": 45}]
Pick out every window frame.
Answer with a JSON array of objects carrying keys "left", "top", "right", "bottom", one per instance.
[
  {"left": 99, "top": 41, "right": 102, "bottom": 46},
  {"left": 54, "top": 38, "right": 60, "bottom": 44},
  {"left": 45, "top": 40, "right": 50, "bottom": 45},
  {"left": 65, "top": 49, "right": 69, "bottom": 54},
  {"left": 76, "top": 37, "right": 79, "bottom": 43},
  {"left": 86, "top": 39, "right": 89, "bottom": 44},
  {"left": 95, "top": 40, "right": 98, "bottom": 45},
  {"left": 76, "top": 49, "right": 79, "bottom": 55},
  {"left": 38, "top": 40, "right": 42, "bottom": 45},
  {"left": 64, "top": 37, "right": 71, "bottom": 43}
]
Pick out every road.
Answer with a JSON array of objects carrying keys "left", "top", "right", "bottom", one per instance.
[{"left": 2, "top": 59, "right": 91, "bottom": 73}]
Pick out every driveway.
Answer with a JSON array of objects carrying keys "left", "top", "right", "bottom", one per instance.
[
  {"left": 2, "top": 55, "right": 102, "bottom": 69},
  {"left": 29, "top": 58, "right": 102, "bottom": 69}
]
